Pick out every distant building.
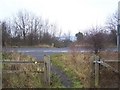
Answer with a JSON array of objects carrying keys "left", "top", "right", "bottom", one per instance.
[{"left": 59, "top": 36, "right": 76, "bottom": 41}]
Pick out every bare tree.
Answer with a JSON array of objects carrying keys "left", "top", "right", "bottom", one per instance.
[
  {"left": 106, "top": 11, "right": 118, "bottom": 45},
  {"left": 27, "top": 16, "right": 43, "bottom": 45},
  {"left": 106, "top": 11, "right": 118, "bottom": 30},
  {"left": 1, "top": 10, "right": 63, "bottom": 47},
  {"left": 12, "top": 10, "right": 45, "bottom": 46},
  {"left": 49, "top": 24, "right": 57, "bottom": 38},
  {"left": 62, "top": 31, "right": 72, "bottom": 47},
  {"left": 13, "top": 11, "right": 31, "bottom": 44},
  {"left": 85, "top": 26, "right": 108, "bottom": 54}
]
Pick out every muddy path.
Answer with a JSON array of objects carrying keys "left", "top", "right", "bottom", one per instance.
[{"left": 51, "top": 65, "right": 73, "bottom": 88}]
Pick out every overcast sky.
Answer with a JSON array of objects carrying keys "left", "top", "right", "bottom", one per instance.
[{"left": 0, "top": 0, "right": 119, "bottom": 35}]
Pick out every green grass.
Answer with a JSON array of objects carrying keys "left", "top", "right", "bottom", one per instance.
[
  {"left": 50, "top": 73, "right": 65, "bottom": 88},
  {"left": 50, "top": 53, "right": 83, "bottom": 88}
]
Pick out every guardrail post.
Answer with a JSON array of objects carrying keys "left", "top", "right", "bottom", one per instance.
[{"left": 44, "top": 55, "right": 50, "bottom": 87}]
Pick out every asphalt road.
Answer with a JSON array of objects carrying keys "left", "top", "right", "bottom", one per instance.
[
  {"left": 3, "top": 47, "right": 117, "bottom": 60},
  {"left": 3, "top": 47, "right": 70, "bottom": 60}
]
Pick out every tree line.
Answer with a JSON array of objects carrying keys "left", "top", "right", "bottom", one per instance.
[
  {"left": 1, "top": 10, "right": 72, "bottom": 47},
  {"left": 75, "top": 11, "right": 118, "bottom": 53},
  {"left": 1, "top": 10, "right": 118, "bottom": 51}
]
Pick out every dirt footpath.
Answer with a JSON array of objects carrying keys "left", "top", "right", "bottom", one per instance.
[{"left": 51, "top": 65, "right": 73, "bottom": 88}]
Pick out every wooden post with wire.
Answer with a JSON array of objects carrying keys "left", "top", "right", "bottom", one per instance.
[
  {"left": 44, "top": 55, "right": 50, "bottom": 87},
  {"left": 90, "top": 54, "right": 100, "bottom": 88},
  {"left": 94, "top": 55, "right": 100, "bottom": 88},
  {"left": 90, "top": 54, "right": 95, "bottom": 88}
]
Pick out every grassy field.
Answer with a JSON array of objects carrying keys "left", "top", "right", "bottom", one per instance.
[
  {"left": 2, "top": 52, "right": 44, "bottom": 88},
  {"left": 51, "top": 51, "right": 119, "bottom": 88},
  {"left": 2, "top": 50, "right": 119, "bottom": 88},
  {"left": 5, "top": 44, "right": 54, "bottom": 48},
  {"left": 2, "top": 52, "right": 65, "bottom": 88}
]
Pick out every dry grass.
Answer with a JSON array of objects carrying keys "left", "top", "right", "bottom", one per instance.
[
  {"left": 3, "top": 52, "right": 44, "bottom": 72},
  {"left": 2, "top": 52, "right": 43, "bottom": 88},
  {"left": 68, "top": 50, "right": 119, "bottom": 88},
  {"left": 98, "top": 51, "right": 119, "bottom": 88},
  {"left": 54, "top": 51, "right": 92, "bottom": 88},
  {"left": 68, "top": 52, "right": 92, "bottom": 88},
  {"left": 53, "top": 48, "right": 119, "bottom": 88},
  {"left": 99, "top": 51, "right": 118, "bottom": 60}
]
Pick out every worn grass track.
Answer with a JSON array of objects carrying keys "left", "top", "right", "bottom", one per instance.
[{"left": 51, "top": 65, "right": 73, "bottom": 88}]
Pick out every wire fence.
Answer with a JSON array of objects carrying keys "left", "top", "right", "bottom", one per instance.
[{"left": 90, "top": 54, "right": 120, "bottom": 88}]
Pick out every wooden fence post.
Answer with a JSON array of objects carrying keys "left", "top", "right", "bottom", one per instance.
[
  {"left": 90, "top": 54, "right": 100, "bottom": 88},
  {"left": 90, "top": 55, "right": 95, "bottom": 88},
  {"left": 44, "top": 55, "right": 50, "bottom": 87},
  {"left": 94, "top": 55, "right": 100, "bottom": 88}
]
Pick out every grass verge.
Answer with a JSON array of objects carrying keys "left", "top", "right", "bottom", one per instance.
[
  {"left": 51, "top": 53, "right": 84, "bottom": 88},
  {"left": 51, "top": 51, "right": 118, "bottom": 88},
  {"left": 50, "top": 73, "right": 65, "bottom": 88}
]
